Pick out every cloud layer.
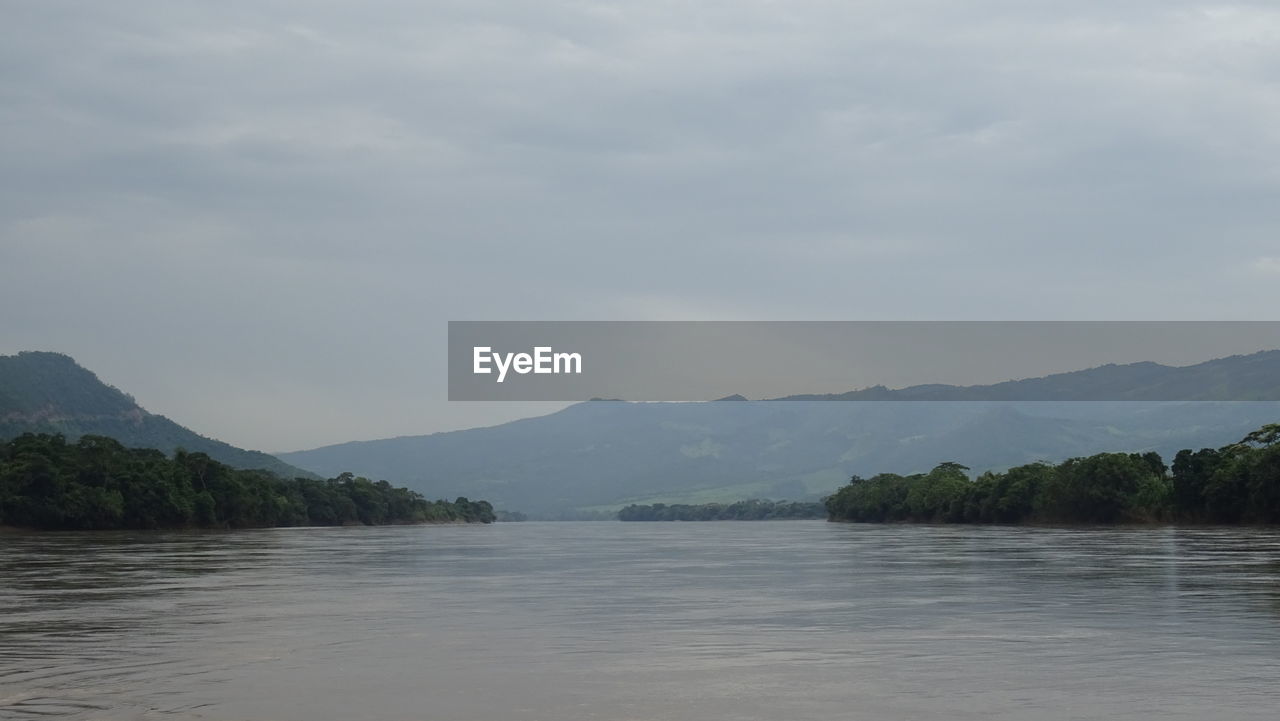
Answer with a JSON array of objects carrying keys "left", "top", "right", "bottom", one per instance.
[{"left": 4, "top": 1, "right": 1279, "bottom": 449}]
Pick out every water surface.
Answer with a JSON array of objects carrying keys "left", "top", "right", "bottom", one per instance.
[{"left": 3, "top": 522, "right": 1280, "bottom": 720}]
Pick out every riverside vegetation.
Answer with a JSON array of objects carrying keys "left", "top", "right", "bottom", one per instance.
[
  {"left": 826, "top": 422, "right": 1280, "bottom": 524},
  {"left": 618, "top": 499, "right": 826, "bottom": 521},
  {"left": 0, "top": 433, "right": 495, "bottom": 530}
]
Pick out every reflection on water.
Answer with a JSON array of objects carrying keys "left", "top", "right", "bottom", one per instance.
[{"left": 3, "top": 523, "right": 1280, "bottom": 720}]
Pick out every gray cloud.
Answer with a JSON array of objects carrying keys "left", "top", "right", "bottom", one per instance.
[{"left": 3, "top": 1, "right": 1279, "bottom": 450}]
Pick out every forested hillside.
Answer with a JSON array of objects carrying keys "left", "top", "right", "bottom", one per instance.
[{"left": 0, "top": 351, "right": 312, "bottom": 478}]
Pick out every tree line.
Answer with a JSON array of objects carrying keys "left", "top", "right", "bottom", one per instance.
[
  {"left": 0, "top": 433, "right": 495, "bottom": 530},
  {"left": 618, "top": 499, "right": 827, "bottom": 521},
  {"left": 826, "top": 422, "right": 1280, "bottom": 524}
]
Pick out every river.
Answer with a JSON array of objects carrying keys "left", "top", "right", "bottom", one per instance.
[{"left": 3, "top": 522, "right": 1280, "bottom": 720}]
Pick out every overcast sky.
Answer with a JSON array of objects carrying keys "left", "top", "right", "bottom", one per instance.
[{"left": 3, "top": 1, "right": 1279, "bottom": 452}]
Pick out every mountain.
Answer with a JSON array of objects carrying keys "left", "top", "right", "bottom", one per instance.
[
  {"left": 775, "top": 350, "right": 1280, "bottom": 401},
  {"left": 0, "top": 351, "right": 314, "bottom": 479},
  {"left": 279, "top": 352, "right": 1280, "bottom": 517}
]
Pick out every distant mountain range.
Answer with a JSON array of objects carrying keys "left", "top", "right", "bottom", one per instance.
[
  {"left": 0, "top": 351, "right": 314, "bottom": 479},
  {"left": 280, "top": 351, "right": 1280, "bottom": 517},
  {"left": 6, "top": 349, "right": 1278, "bottom": 518},
  {"left": 771, "top": 350, "right": 1280, "bottom": 401}
]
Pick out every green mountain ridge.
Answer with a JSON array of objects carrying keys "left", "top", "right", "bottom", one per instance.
[{"left": 0, "top": 351, "right": 314, "bottom": 479}]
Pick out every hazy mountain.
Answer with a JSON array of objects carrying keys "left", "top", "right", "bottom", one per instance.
[
  {"left": 776, "top": 350, "right": 1280, "bottom": 401},
  {"left": 280, "top": 352, "right": 1280, "bottom": 516},
  {"left": 0, "top": 351, "right": 315, "bottom": 479}
]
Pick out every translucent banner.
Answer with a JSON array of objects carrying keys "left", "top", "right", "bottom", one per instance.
[{"left": 447, "top": 321, "right": 1280, "bottom": 401}]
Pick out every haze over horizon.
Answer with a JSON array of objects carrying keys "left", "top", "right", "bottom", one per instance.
[{"left": 4, "top": 1, "right": 1280, "bottom": 450}]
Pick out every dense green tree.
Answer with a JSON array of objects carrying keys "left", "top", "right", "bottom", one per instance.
[
  {"left": 826, "top": 421, "right": 1280, "bottom": 526},
  {"left": 1038, "top": 453, "right": 1159, "bottom": 523},
  {"left": 0, "top": 433, "right": 495, "bottom": 530},
  {"left": 905, "top": 462, "right": 970, "bottom": 522},
  {"left": 1172, "top": 448, "right": 1221, "bottom": 519},
  {"left": 618, "top": 499, "right": 826, "bottom": 521}
]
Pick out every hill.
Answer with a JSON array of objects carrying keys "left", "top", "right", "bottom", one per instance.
[
  {"left": 279, "top": 350, "right": 1280, "bottom": 516},
  {"left": 0, "top": 351, "right": 314, "bottom": 479},
  {"left": 776, "top": 350, "right": 1280, "bottom": 401}
]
